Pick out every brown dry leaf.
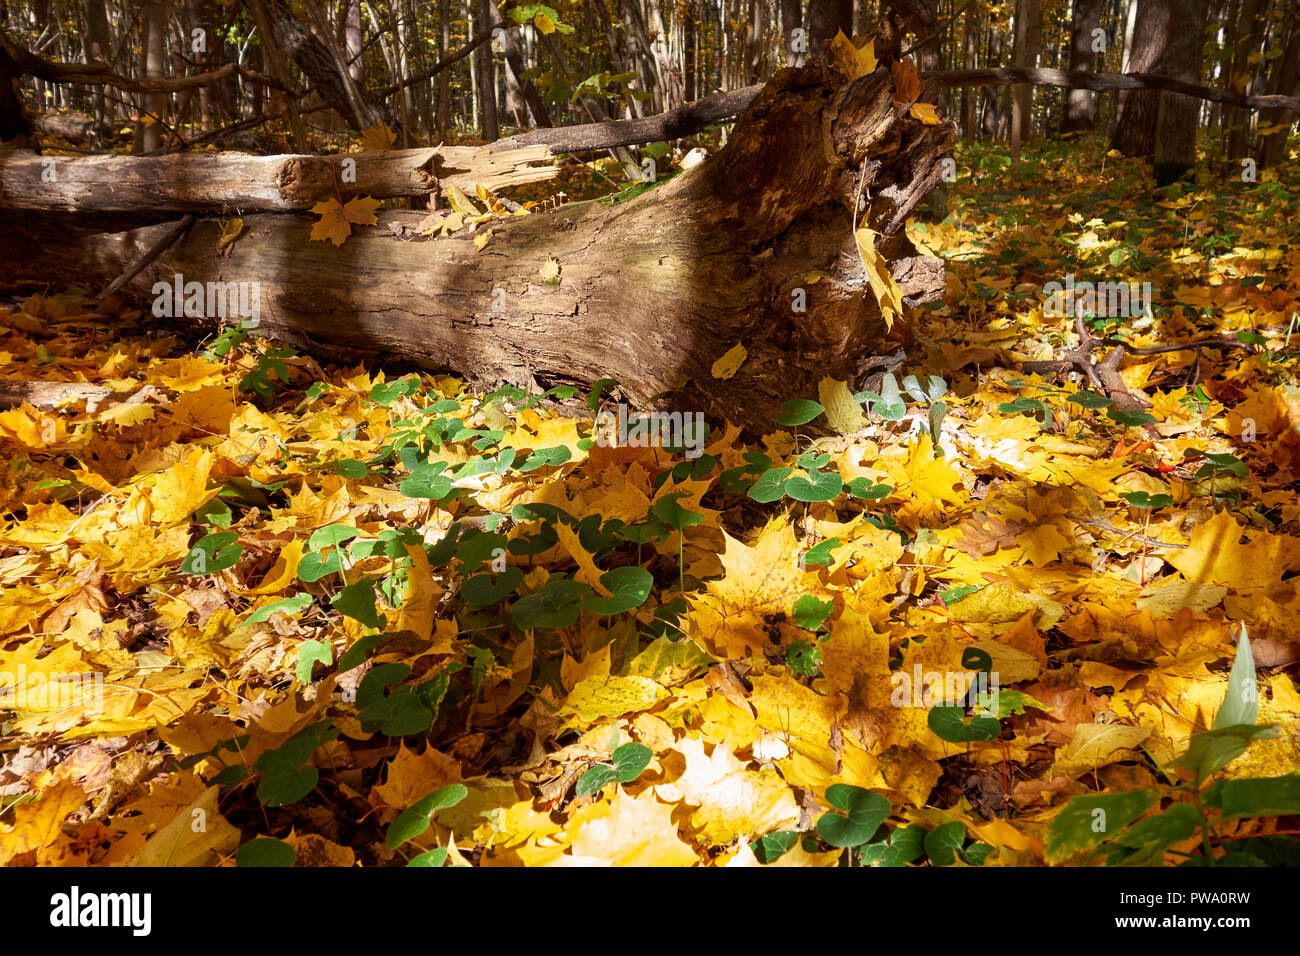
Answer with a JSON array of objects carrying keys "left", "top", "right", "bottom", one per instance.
[{"left": 891, "top": 58, "right": 922, "bottom": 108}]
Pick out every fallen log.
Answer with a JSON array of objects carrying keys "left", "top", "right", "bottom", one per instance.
[
  {"left": 0, "top": 144, "right": 556, "bottom": 213},
  {"left": 2, "top": 85, "right": 768, "bottom": 216},
  {"left": 0, "top": 64, "right": 953, "bottom": 431}
]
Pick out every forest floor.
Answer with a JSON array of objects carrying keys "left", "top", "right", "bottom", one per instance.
[{"left": 1, "top": 137, "right": 1298, "bottom": 867}]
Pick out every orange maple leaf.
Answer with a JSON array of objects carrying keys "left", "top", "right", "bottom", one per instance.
[{"left": 309, "top": 196, "right": 381, "bottom": 246}]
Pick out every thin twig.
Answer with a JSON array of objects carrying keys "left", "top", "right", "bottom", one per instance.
[{"left": 93, "top": 215, "right": 195, "bottom": 301}]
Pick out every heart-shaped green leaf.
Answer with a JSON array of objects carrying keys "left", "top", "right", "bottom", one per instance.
[
  {"left": 386, "top": 784, "right": 470, "bottom": 850},
  {"left": 927, "top": 705, "right": 1001, "bottom": 742},
  {"left": 580, "top": 566, "right": 653, "bottom": 615},
  {"left": 784, "top": 468, "right": 843, "bottom": 502},
  {"left": 236, "top": 838, "right": 296, "bottom": 867},
  {"left": 462, "top": 568, "right": 524, "bottom": 606},
  {"left": 816, "top": 784, "right": 890, "bottom": 847}
]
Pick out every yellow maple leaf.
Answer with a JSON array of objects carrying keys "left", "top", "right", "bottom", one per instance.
[
  {"left": 854, "top": 226, "right": 905, "bottom": 329},
  {"left": 566, "top": 788, "right": 698, "bottom": 866},
  {"left": 310, "top": 196, "right": 381, "bottom": 246},
  {"left": 1017, "top": 524, "right": 1069, "bottom": 567},
  {"left": 818, "top": 377, "right": 867, "bottom": 433},
  {"left": 360, "top": 121, "right": 396, "bottom": 151},
  {"left": 910, "top": 101, "right": 941, "bottom": 125},
  {"left": 828, "top": 29, "right": 877, "bottom": 80},
  {"left": 1169, "top": 509, "right": 1300, "bottom": 590}
]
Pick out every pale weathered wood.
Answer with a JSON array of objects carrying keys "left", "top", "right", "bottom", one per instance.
[{"left": 0, "top": 144, "right": 556, "bottom": 213}]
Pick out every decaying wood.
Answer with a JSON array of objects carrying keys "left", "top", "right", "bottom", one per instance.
[
  {"left": 33, "top": 112, "right": 94, "bottom": 143},
  {"left": 0, "top": 144, "right": 556, "bottom": 213},
  {"left": 0, "top": 379, "right": 114, "bottom": 411},
  {"left": 1, "top": 64, "right": 953, "bottom": 430}
]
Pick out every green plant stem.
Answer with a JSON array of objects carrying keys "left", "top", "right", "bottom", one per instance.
[{"left": 1190, "top": 789, "right": 1216, "bottom": 866}]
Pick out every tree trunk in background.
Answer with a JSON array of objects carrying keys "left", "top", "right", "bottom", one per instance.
[
  {"left": 1061, "top": 0, "right": 1102, "bottom": 132},
  {"left": 1009, "top": 0, "right": 1039, "bottom": 167},
  {"left": 138, "top": 0, "right": 167, "bottom": 153},
  {"left": 1, "top": 65, "right": 952, "bottom": 433},
  {"left": 1224, "top": 0, "right": 1263, "bottom": 161},
  {"left": 344, "top": 0, "right": 363, "bottom": 82},
  {"left": 780, "top": 0, "right": 802, "bottom": 66},
  {"left": 81, "top": 0, "right": 111, "bottom": 134},
  {"left": 681, "top": 0, "right": 696, "bottom": 103},
  {"left": 961, "top": 0, "right": 978, "bottom": 141},
  {"left": 1110, "top": 0, "right": 1169, "bottom": 157},
  {"left": 1153, "top": 0, "right": 1211, "bottom": 184},
  {"left": 471, "top": 0, "right": 496, "bottom": 140},
  {"left": 808, "top": 0, "right": 852, "bottom": 61},
  {"left": 242, "top": 0, "right": 380, "bottom": 134},
  {"left": 980, "top": 21, "right": 1008, "bottom": 139},
  {"left": 1259, "top": 4, "right": 1300, "bottom": 168},
  {"left": 489, "top": 0, "right": 551, "bottom": 129},
  {"left": 0, "top": 45, "right": 28, "bottom": 141},
  {"left": 437, "top": 0, "right": 450, "bottom": 141}
]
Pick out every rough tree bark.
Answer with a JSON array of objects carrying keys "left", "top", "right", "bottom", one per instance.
[
  {"left": 1060, "top": 0, "right": 1102, "bottom": 133},
  {"left": 1110, "top": 0, "right": 1169, "bottom": 157},
  {"left": 1152, "top": 0, "right": 1212, "bottom": 185},
  {"left": 0, "top": 65, "right": 953, "bottom": 432},
  {"left": 1260, "top": 4, "right": 1300, "bottom": 169}
]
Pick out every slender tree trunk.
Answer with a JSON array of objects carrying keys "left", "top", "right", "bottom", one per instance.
[
  {"left": 780, "top": 0, "right": 803, "bottom": 66},
  {"left": 962, "top": 0, "right": 979, "bottom": 141},
  {"left": 344, "top": 0, "right": 362, "bottom": 81},
  {"left": 489, "top": 0, "right": 551, "bottom": 128},
  {"left": 474, "top": 0, "right": 497, "bottom": 139},
  {"left": 137, "top": 0, "right": 167, "bottom": 154},
  {"left": 1010, "top": 0, "right": 1040, "bottom": 167},
  {"left": 82, "top": 0, "right": 111, "bottom": 134},
  {"left": 1259, "top": 5, "right": 1300, "bottom": 168},
  {"left": 437, "top": 0, "right": 450, "bottom": 141},
  {"left": 1061, "top": 0, "right": 1103, "bottom": 132},
  {"left": 1152, "top": 0, "right": 1212, "bottom": 184},
  {"left": 1224, "top": 0, "right": 1263, "bottom": 161},
  {"left": 1110, "top": 0, "right": 1169, "bottom": 157},
  {"left": 807, "top": 0, "right": 852, "bottom": 61}
]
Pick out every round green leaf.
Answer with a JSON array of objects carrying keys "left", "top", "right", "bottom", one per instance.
[
  {"left": 580, "top": 566, "right": 653, "bottom": 615},
  {"left": 574, "top": 764, "right": 617, "bottom": 799},
  {"left": 924, "top": 821, "right": 967, "bottom": 866},
  {"left": 400, "top": 463, "right": 454, "bottom": 500},
  {"left": 775, "top": 399, "right": 824, "bottom": 427},
  {"left": 407, "top": 847, "right": 450, "bottom": 867},
  {"left": 815, "top": 784, "right": 890, "bottom": 847},
  {"left": 236, "top": 838, "right": 296, "bottom": 867},
  {"left": 927, "top": 705, "right": 1001, "bottom": 742},
  {"left": 462, "top": 568, "right": 524, "bottom": 606},
  {"left": 748, "top": 467, "right": 793, "bottom": 503},
  {"left": 386, "top": 784, "right": 470, "bottom": 850},
  {"left": 651, "top": 492, "right": 704, "bottom": 531},
  {"left": 248, "top": 593, "right": 314, "bottom": 625},
  {"left": 784, "top": 469, "right": 843, "bottom": 503}
]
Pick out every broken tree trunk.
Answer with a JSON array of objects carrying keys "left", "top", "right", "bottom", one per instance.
[{"left": 0, "top": 64, "right": 953, "bottom": 431}]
